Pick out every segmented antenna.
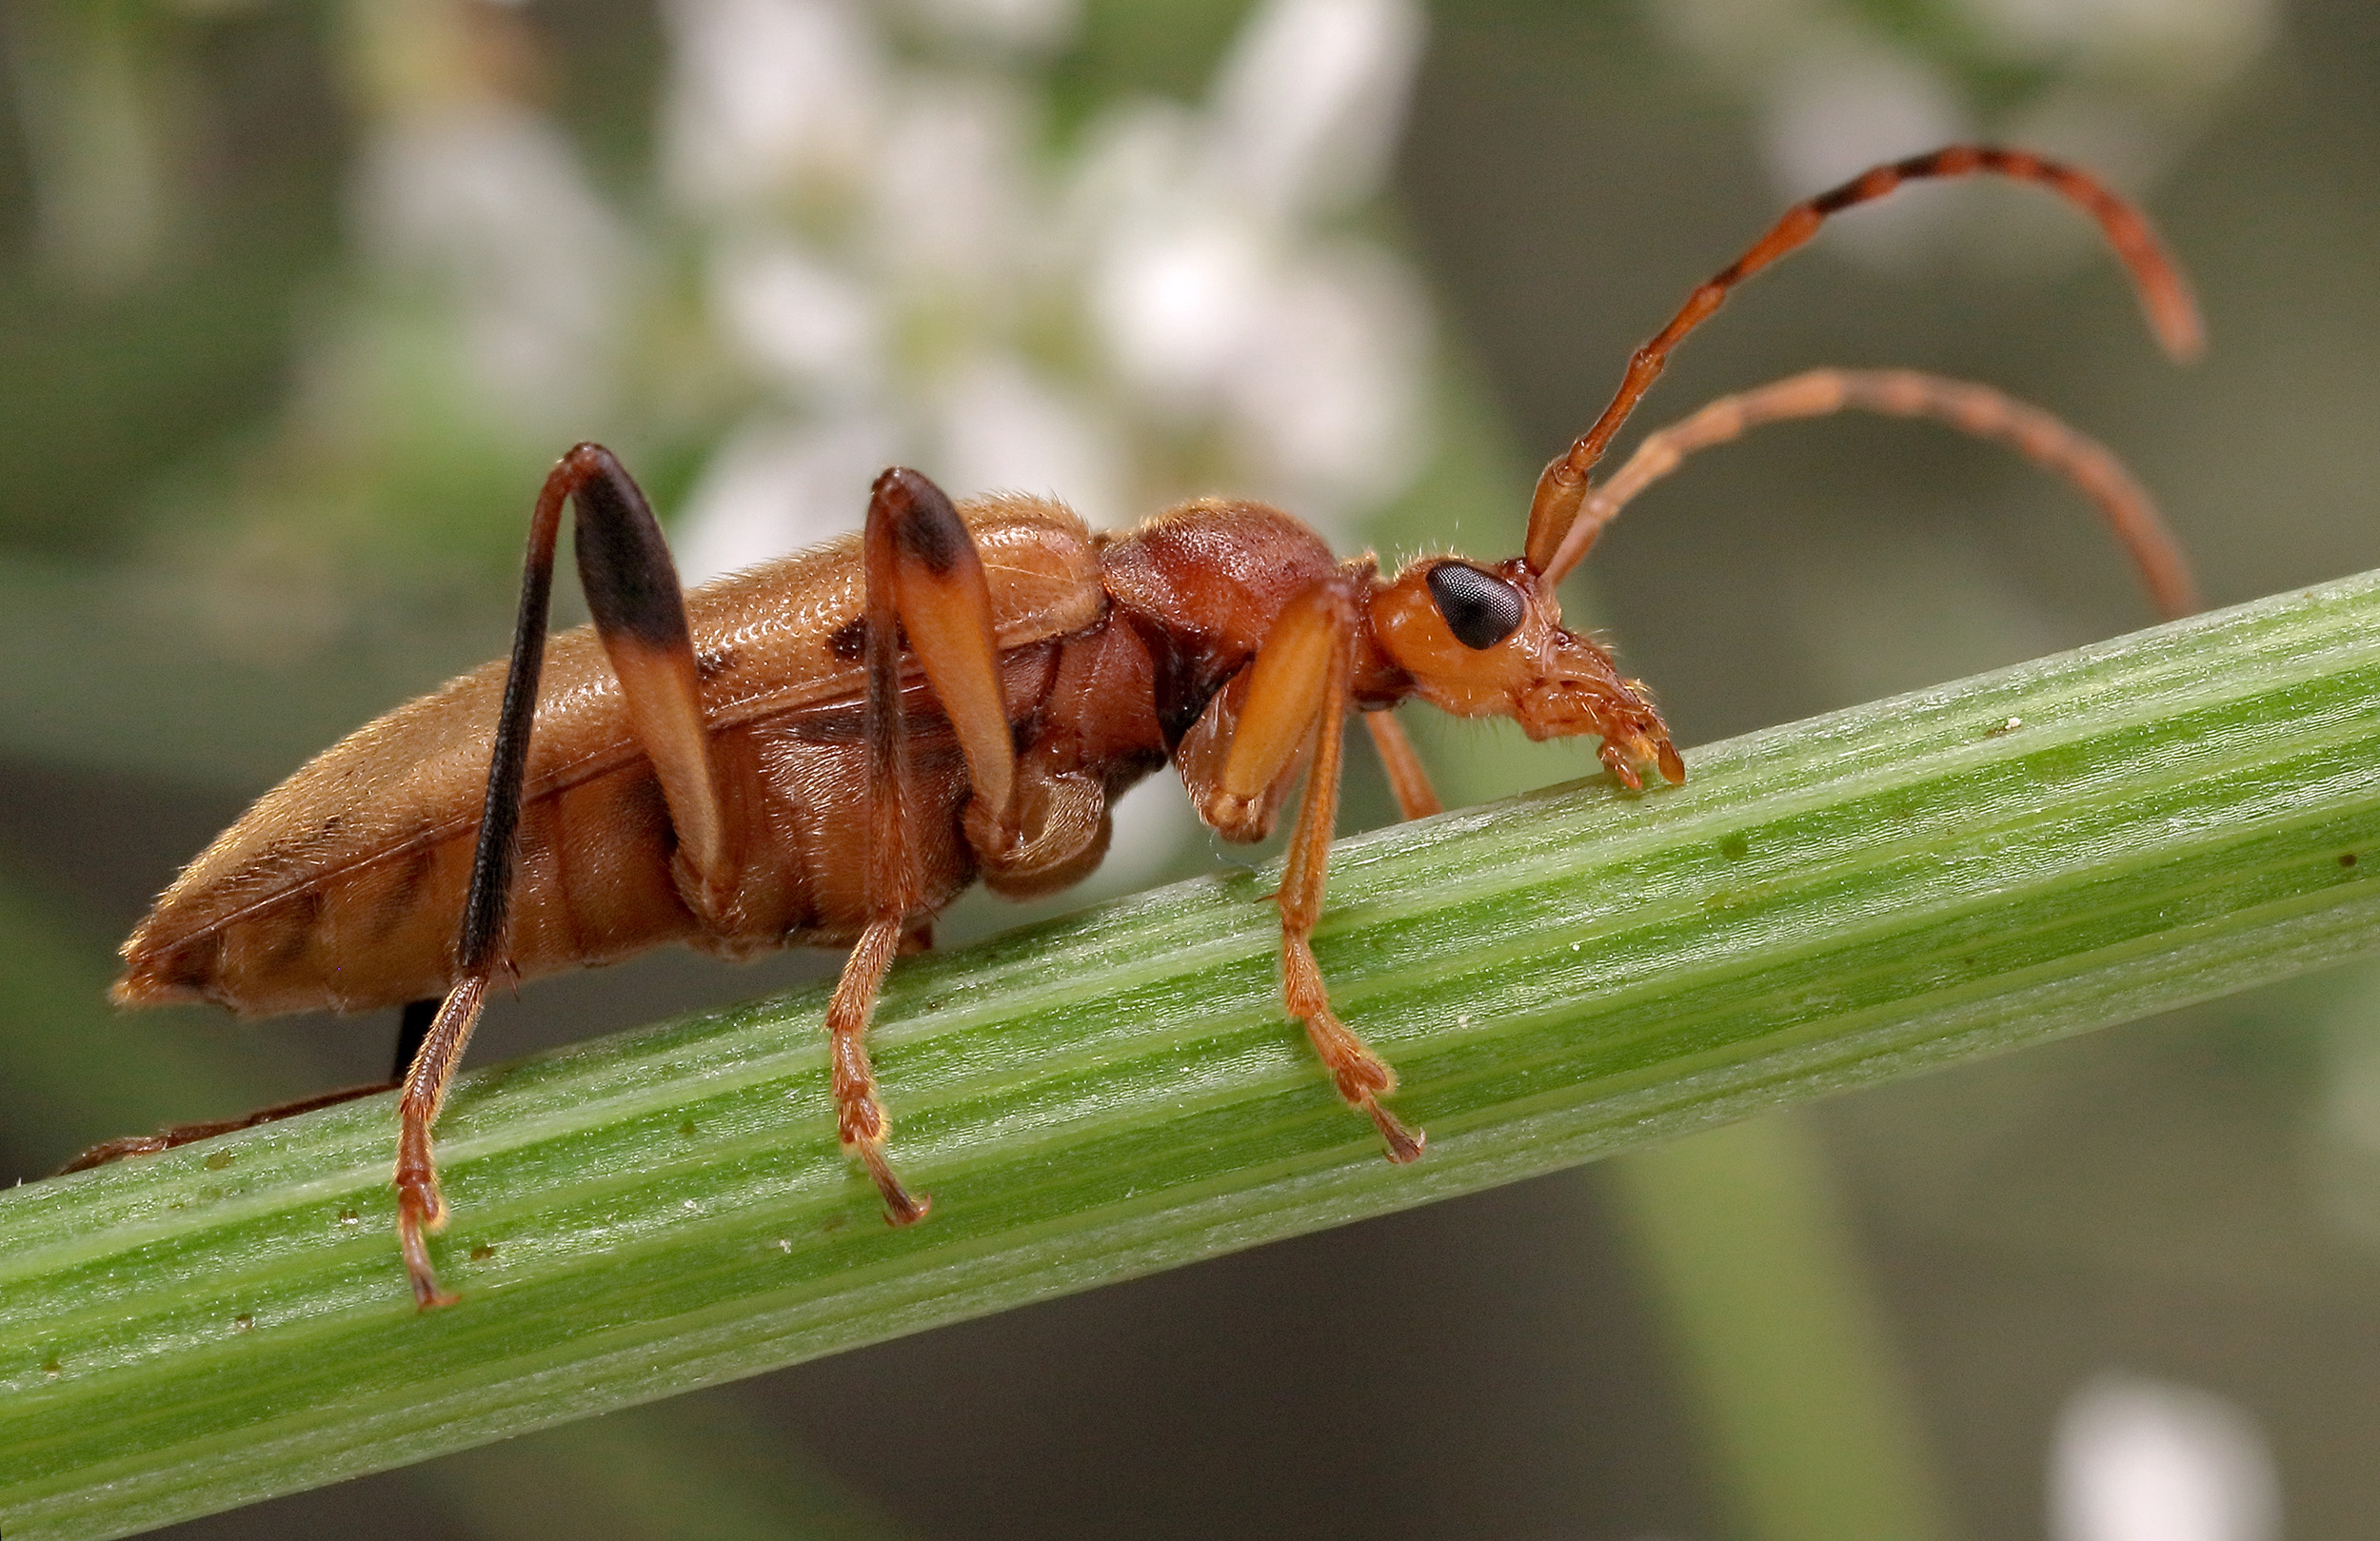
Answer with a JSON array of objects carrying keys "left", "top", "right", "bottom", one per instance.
[
  {"left": 1538, "top": 367, "right": 2197, "bottom": 618},
  {"left": 1523, "top": 146, "right": 2203, "bottom": 576}
]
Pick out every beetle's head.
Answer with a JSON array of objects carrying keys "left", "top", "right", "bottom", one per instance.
[{"left": 1369, "top": 557, "right": 1683, "bottom": 790}]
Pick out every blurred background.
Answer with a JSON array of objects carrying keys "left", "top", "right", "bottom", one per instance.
[{"left": 4, "top": 0, "right": 2378, "bottom": 1537}]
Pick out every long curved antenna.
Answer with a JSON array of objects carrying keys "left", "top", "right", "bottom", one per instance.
[
  {"left": 1523, "top": 146, "right": 2204, "bottom": 575},
  {"left": 1538, "top": 367, "right": 2198, "bottom": 619}
]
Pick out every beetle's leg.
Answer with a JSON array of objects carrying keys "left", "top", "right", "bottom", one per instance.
[
  {"left": 869, "top": 468, "right": 1020, "bottom": 846},
  {"left": 56, "top": 996, "right": 440, "bottom": 1175},
  {"left": 395, "top": 443, "right": 739, "bottom": 1309},
  {"left": 859, "top": 467, "right": 1117, "bottom": 898},
  {"left": 817, "top": 467, "right": 1002, "bottom": 1226},
  {"left": 1204, "top": 576, "right": 1424, "bottom": 1163},
  {"left": 823, "top": 916, "right": 925, "bottom": 1224},
  {"left": 56, "top": 1080, "right": 407, "bottom": 1173},
  {"left": 394, "top": 979, "right": 486, "bottom": 1308},
  {"left": 1361, "top": 709, "right": 1442, "bottom": 821},
  {"left": 568, "top": 452, "right": 737, "bottom": 916},
  {"left": 1200, "top": 581, "right": 1353, "bottom": 837}
]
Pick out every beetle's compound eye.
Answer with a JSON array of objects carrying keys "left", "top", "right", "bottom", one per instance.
[{"left": 1425, "top": 561, "right": 1526, "bottom": 650}]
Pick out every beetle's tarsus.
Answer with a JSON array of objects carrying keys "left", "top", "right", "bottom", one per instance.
[
  {"left": 1368, "top": 1101, "right": 1427, "bottom": 1164},
  {"left": 397, "top": 1184, "right": 459, "bottom": 1311},
  {"left": 855, "top": 1142, "right": 932, "bottom": 1226},
  {"left": 59, "top": 1080, "right": 406, "bottom": 1176},
  {"left": 57, "top": 1134, "right": 172, "bottom": 1172},
  {"left": 1288, "top": 979, "right": 1424, "bottom": 1164}
]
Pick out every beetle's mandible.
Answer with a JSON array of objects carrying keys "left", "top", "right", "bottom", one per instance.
[{"left": 74, "top": 146, "right": 2204, "bottom": 1309}]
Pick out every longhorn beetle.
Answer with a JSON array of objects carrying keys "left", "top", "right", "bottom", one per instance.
[{"left": 76, "top": 147, "right": 2202, "bottom": 1308}]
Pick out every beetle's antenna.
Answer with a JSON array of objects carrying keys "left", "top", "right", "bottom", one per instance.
[
  {"left": 1538, "top": 367, "right": 2199, "bottom": 618},
  {"left": 1523, "top": 146, "right": 2204, "bottom": 575}
]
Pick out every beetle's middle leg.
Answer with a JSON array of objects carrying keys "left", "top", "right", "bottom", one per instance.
[
  {"left": 822, "top": 465, "right": 1041, "bottom": 1224},
  {"left": 1361, "top": 709, "right": 1442, "bottom": 822},
  {"left": 826, "top": 465, "right": 1131, "bottom": 1219},
  {"left": 393, "top": 443, "right": 744, "bottom": 1308}
]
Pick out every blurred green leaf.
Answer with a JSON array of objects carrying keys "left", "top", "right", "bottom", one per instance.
[
  {"left": 1614, "top": 1113, "right": 1956, "bottom": 1541},
  {"left": 420, "top": 1393, "right": 908, "bottom": 1541}
]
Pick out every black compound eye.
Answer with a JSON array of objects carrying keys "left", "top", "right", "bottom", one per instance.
[{"left": 1426, "top": 562, "right": 1526, "bottom": 650}]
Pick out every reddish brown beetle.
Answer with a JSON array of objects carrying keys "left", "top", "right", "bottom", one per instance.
[{"left": 79, "top": 147, "right": 2201, "bottom": 1308}]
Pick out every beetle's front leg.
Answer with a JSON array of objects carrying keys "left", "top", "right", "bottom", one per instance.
[{"left": 1180, "top": 574, "right": 1425, "bottom": 1163}]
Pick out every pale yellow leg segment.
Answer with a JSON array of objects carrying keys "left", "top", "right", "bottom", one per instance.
[{"left": 870, "top": 467, "right": 1020, "bottom": 840}]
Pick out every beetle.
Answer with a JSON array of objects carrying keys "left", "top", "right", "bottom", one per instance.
[{"left": 75, "top": 147, "right": 2201, "bottom": 1309}]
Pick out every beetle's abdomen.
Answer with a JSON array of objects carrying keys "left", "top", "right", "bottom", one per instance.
[
  {"left": 115, "top": 649, "right": 1061, "bottom": 1017},
  {"left": 116, "top": 752, "right": 699, "bottom": 1017}
]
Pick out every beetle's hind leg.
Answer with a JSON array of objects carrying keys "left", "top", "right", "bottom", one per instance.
[
  {"left": 54, "top": 997, "right": 441, "bottom": 1176},
  {"left": 392, "top": 443, "right": 746, "bottom": 1309},
  {"left": 58, "top": 1080, "right": 401, "bottom": 1173}
]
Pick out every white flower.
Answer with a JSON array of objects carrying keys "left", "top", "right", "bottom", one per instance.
[
  {"left": 1208, "top": 0, "right": 1427, "bottom": 225},
  {"left": 357, "top": 99, "right": 631, "bottom": 428},
  {"left": 660, "top": 0, "right": 887, "bottom": 212},
  {"left": 671, "top": 411, "right": 902, "bottom": 583},
  {"left": 906, "top": 0, "right": 1081, "bottom": 54},
  {"left": 864, "top": 73, "right": 1041, "bottom": 290},
  {"left": 2050, "top": 1373, "right": 2280, "bottom": 1541},
  {"left": 930, "top": 354, "right": 1124, "bottom": 529},
  {"left": 672, "top": 0, "right": 1435, "bottom": 564},
  {"left": 707, "top": 237, "right": 884, "bottom": 403},
  {"left": 1076, "top": 0, "right": 1432, "bottom": 536}
]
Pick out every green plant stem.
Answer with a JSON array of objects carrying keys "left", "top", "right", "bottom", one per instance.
[{"left": 8, "top": 569, "right": 2380, "bottom": 1541}]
